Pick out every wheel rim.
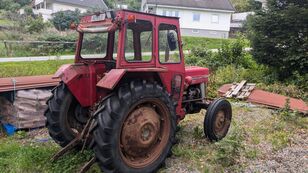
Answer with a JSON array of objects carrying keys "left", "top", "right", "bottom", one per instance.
[
  {"left": 214, "top": 110, "right": 230, "bottom": 138},
  {"left": 119, "top": 98, "right": 171, "bottom": 168}
]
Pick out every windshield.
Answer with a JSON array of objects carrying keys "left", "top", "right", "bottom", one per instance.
[{"left": 80, "top": 32, "right": 108, "bottom": 59}]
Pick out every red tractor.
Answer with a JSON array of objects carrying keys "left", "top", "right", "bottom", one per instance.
[{"left": 45, "top": 10, "right": 232, "bottom": 173}]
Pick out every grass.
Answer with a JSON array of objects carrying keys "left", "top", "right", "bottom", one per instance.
[
  {"left": 182, "top": 36, "right": 250, "bottom": 50},
  {"left": 0, "top": 105, "right": 307, "bottom": 172},
  {"left": 0, "top": 137, "right": 100, "bottom": 173},
  {"left": 0, "top": 60, "right": 73, "bottom": 78},
  {"left": 0, "top": 18, "right": 13, "bottom": 27}
]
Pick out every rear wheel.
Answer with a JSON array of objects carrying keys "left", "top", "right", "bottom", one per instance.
[
  {"left": 45, "top": 83, "right": 89, "bottom": 147},
  {"left": 91, "top": 80, "right": 176, "bottom": 173},
  {"left": 204, "top": 98, "right": 232, "bottom": 141}
]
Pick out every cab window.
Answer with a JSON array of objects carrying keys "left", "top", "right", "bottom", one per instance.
[
  {"left": 81, "top": 32, "right": 108, "bottom": 59},
  {"left": 159, "top": 24, "right": 181, "bottom": 63},
  {"left": 125, "top": 20, "right": 153, "bottom": 62}
]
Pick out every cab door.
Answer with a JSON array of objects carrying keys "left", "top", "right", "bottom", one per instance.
[{"left": 155, "top": 19, "right": 186, "bottom": 117}]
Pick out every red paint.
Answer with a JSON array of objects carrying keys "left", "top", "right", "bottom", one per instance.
[
  {"left": 248, "top": 90, "right": 308, "bottom": 113},
  {"left": 97, "top": 69, "right": 126, "bottom": 90},
  {"left": 54, "top": 10, "right": 209, "bottom": 118}
]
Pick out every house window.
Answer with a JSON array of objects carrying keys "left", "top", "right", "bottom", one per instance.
[
  {"left": 162, "top": 10, "right": 167, "bottom": 16},
  {"left": 168, "top": 11, "right": 173, "bottom": 16},
  {"left": 211, "top": 14, "right": 219, "bottom": 23},
  {"left": 193, "top": 13, "right": 200, "bottom": 22},
  {"left": 174, "top": 11, "right": 179, "bottom": 17},
  {"left": 192, "top": 29, "right": 199, "bottom": 33}
]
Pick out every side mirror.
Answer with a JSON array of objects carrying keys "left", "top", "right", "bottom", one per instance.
[{"left": 167, "top": 32, "right": 177, "bottom": 51}]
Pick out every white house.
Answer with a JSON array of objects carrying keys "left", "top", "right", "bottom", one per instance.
[
  {"left": 31, "top": 0, "right": 108, "bottom": 21},
  {"left": 141, "top": 0, "right": 235, "bottom": 38}
]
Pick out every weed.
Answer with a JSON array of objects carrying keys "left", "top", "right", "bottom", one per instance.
[
  {"left": 193, "top": 126, "right": 204, "bottom": 139},
  {"left": 214, "top": 122, "right": 245, "bottom": 167},
  {"left": 268, "top": 131, "right": 290, "bottom": 151},
  {"left": 244, "top": 147, "right": 259, "bottom": 159}
]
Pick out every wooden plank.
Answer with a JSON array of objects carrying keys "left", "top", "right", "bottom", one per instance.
[
  {"left": 225, "top": 84, "right": 237, "bottom": 98},
  {"left": 231, "top": 80, "right": 247, "bottom": 97}
]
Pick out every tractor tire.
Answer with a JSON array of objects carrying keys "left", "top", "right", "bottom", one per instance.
[
  {"left": 91, "top": 80, "right": 177, "bottom": 173},
  {"left": 204, "top": 98, "right": 232, "bottom": 141},
  {"left": 45, "top": 83, "right": 89, "bottom": 147}
]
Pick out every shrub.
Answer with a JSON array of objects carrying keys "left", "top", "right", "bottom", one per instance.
[
  {"left": 37, "top": 33, "right": 78, "bottom": 55},
  {"left": 186, "top": 37, "right": 255, "bottom": 71},
  {"left": 246, "top": 0, "right": 308, "bottom": 80},
  {"left": 25, "top": 16, "right": 45, "bottom": 33},
  {"left": 51, "top": 10, "right": 81, "bottom": 31}
]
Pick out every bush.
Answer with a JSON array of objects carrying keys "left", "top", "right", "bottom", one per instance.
[
  {"left": 25, "top": 16, "right": 45, "bottom": 33},
  {"left": 37, "top": 33, "right": 77, "bottom": 55},
  {"left": 51, "top": 10, "right": 81, "bottom": 31},
  {"left": 246, "top": 0, "right": 308, "bottom": 80},
  {"left": 186, "top": 37, "right": 253, "bottom": 70}
]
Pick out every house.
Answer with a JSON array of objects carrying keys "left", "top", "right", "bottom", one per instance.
[
  {"left": 31, "top": 0, "right": 108, "bottom": 21},
  {"left": 256, "top": 0, "right": 267, "bottom": 8},
  {"left": 230, "top": 0, "right": 267, "bottom": 37},
  {"left": 141, "top": 0, "right": 235, "bottom": 38},
  {"left": 229, "top": 12, "right": 253, "bottom": 37}
]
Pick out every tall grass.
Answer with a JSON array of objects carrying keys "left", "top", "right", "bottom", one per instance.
[{"left": 0, "top": 60, "right": 73, "bottom": 78}]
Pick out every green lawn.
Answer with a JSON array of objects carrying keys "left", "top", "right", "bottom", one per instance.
[
  {"left": 0, "top": 60, "right": 73, "bottom": 78},
  {"left": 182, "top": 36, "right": 250, "bottom": 50}
]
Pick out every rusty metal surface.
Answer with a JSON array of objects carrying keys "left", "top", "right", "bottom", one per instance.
[
  {"left": 219, "top": 84, "right": 308, "bottom": 113},
  {"left": 119, "top": 99, "right": 171, "bottom": 168},
  {"left": 218, "top": 84, "right": 233, "bottom": 96},
  {"left": 0, "top": 75, "right": 60, "bottom": 93},
  {"left": 248, "top": 89, "right": 308, "bottom": 113},
  {"left": 214, "top": 110, "right": 229, "bottom": 138}
]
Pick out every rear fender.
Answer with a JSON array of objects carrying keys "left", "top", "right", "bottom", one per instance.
[
  {"left": 97, "top": 68, "right": 167, "bottom": 90},
  {"left": 54, "top": 64, "right": 105, "bottom": 107}
]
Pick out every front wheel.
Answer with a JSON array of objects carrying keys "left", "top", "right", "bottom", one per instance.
[
  {"left": 204, "top": 98, "right": 232, "bottom": 141},
  {"left": 91, "top": 81, "right": 176, "bottom": 173}
]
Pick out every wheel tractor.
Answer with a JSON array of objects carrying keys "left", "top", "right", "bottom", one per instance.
[{"left": 45, "top": 10, "right": 232, "bottom": 173}]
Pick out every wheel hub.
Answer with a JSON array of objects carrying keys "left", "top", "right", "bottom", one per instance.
[
  {"left": 214, "top": 111, "right": 226, "bottom": 133},
  {"left": 121, "top": 106, "right": 161, "bottom": 157}
]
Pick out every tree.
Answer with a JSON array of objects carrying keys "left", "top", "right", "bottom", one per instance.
[
  {"left": 0, "top": 0, "right": 31, "bottom": 11},
  {"left": 246, "top": 0, "right": 308, "bottom": 80},
  {"left": 231, "top": 0, "right": 262, "bottom": 12},
  {"left": 51, "top": 10, "right": 81, "bottom": 31}
]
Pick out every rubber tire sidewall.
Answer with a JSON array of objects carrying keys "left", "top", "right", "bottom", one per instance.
[
  {"left": 92, "top": 81, "right": 176, "bottom": 173},
  {"left": 204, "top": 98, "right": 232, "bottom": 141}
]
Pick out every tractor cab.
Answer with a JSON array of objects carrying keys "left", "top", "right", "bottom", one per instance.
[{"left": 75, "top": 10, "right": 183, "bottom": 64}]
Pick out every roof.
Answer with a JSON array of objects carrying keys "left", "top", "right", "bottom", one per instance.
[
  {"left": 54, "top": 0, "right": 108, "bottom": 9},
  {"left": 146, "top": 0, "right": 235, "bottom": 11}
]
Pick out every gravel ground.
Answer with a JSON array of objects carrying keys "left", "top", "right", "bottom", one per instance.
[{"left": 244, "top": 130, "right": 308, "bottom": 173}]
